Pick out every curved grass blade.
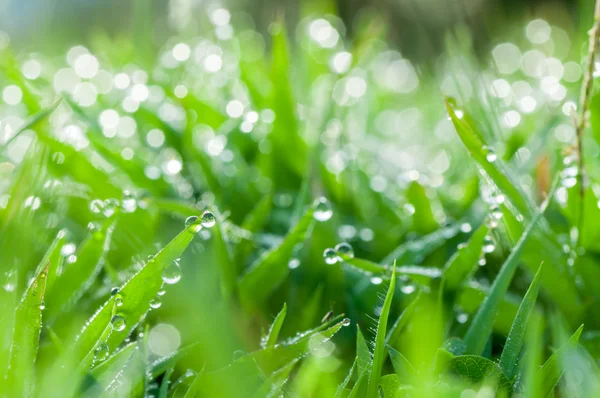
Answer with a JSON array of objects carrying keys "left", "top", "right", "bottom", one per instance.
[
  {"left": 442, "top": 224, "right": 488, "bottom": 292},
  {"left": 334, "top": 358, "right": 357, "bottom": 398},
  {"left": 463, "top": 206, "right": 546, "bottom": 355},
  {"left": 499, "top": 262, "right": 544, "bottom": 380},
  {"left": 388, "top": 345, "right": 417, "bottom": 384},
  {"left": 5, "top": 263, "right": 49, "bottom": 397},
  {"left": 263, "top": 303, "right": 287, "bottom": 348},
  {"left": 238, "top": 203, "right": 316, "bottom": 309},
  {"left": 357, "top": 325, "right": 372, "bottom": 375},
  {"left": 159, "top": 367, "right": 174, "bottom": 398},
  {"left": 84, "top": 342, "right": 137, "bottom": 392},
  {"left": 147, "top": 343, "right": 198, "bottom": 379},
  {"left": 367, "top": 264, "right": 396, "bottom": 398},
  {"left": 211, "top": 211, "right": 236, "bottom": 299},
  {"left": 234, "top": 194, "right": 273, "bottom": 266},
  {"left": 381, "top": 223, "right": 461, "bottom": 265},
  {"left": 537, "top": 324, "right": 584, "bottom": 397},
  {"left": 349, "top": 371, "right": 369, "bottom": 398},
  {"left": 1, "top": 99, "right": 60, "bottom": 149},
  {"left": 250, "top": 359, "right": 298, "bottom": 398},
  {"left": 74, "top": 227, "right": 195, "bottom": 357},
  {"left": 45, "top": 219, "right": 115, "bottom": 320},
  {"left": 37, "top": 231, "right": 66, "bottom": 294}
]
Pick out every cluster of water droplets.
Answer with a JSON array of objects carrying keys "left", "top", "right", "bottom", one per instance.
[{"left": 323, "top": 242, "right": 354, "bottom": 265}]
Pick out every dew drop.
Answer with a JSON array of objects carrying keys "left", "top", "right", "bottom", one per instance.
[
  {"left": 485, "top": 215, "right": 499, "bottom": 229},
  {"left": 39, "top": 300, "right": 45, "bottom": 310},
  {"left": 201, "top": 211, "right": 216, "bottom": 228},
  {"left": 482, "top": 236, "right": 496, "bottom": 253},
  {"left": 157, "top": 288, "right": 166, "bottom": 296},
  {"left": 490, "top": 204, "right": 503, "bottom": 220},
  {"left": 185, "top": 216, "right": 201, "bottom": 233},
  {"left": 90, "top": 199, "right": 105, "bottom": 214},
  {"left": 341, "top": 318, "right": 351, "bottom": 327},
  {"left": 313, "top": 197, "right": 333, "bottom": 221},
  {"left": 115, "top": 295, "right": 123, "bottom": 307},
  {"left": 111, "top": 315, "right": 126, "bottom": 332},
  {"left": 110, "top": 287, "right": 120, "bottom": 296},
  {"left": 484, "top": 146, "right": 497, "bottom": 162},
  {"left": 232, "top": 350, "right": 246, "bottom": 361},
  {"left": 162, "top": 261, "right": 182, "bottom": 284},
  {"left": 149, "top": 298, "right": 162, "bottom": 309},
  {"left": 323, "top": 248, "right": 338, "bottom": 265},
  {"left": 94, "top": 342, "right": 109, "bottom": 361},
  {"left": 401, "top": 285, "right": 416, "bottom": 294},
  {"left": 121, "top": 191, "right": 137, "bottom": 213},
  {"left": 288, "top": 258, "right": 300, "bottom": 269},
  {"left": 334, "top": 242, "right": 354, "bottom": 259},
  {"left": 102, "top": 198, "right": 119, "bottom": 217},
  {"left": 370, "top": 276, "right": 383, "bottom": 285},
  {"left": 52, "top": 152, "right": 65, "bottom": 165}
]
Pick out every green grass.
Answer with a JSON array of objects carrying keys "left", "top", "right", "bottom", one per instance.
[{"left": 1, "top": 2, "right": 600, "bottom": 397}]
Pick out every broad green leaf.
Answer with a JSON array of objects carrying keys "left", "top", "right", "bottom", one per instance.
[
  {"left": 45, "top": 219, "right": 115, "bottom": 320},
  {"left": 75, "top": 227, "right": 195, "bottom": 357},
  {"left": 367, "top": 264, "right": 396, "bottom": 398},
  {"left": 263, "top": 303, "right": 287, "bottom": 348},
  {"left": 5, "top": 263, "right": 49, "bottom": 397},
  {"left": 356, "top": 325, "right": 372, "bottom": 375},
  {"left": 463, "top": 207, "right": 545, "bottom": 355},
  {"left": 537, "top": 325, "right": 584, "bottom": 397},
  {"left": 442, "top": 224, "right": 488, "bottom": 291},
  {"left": 499, "top": 262, "right": 544, "bottom": 380},
  {"left": 388, "top": 345, "right": 417, "bottom": 383},
  {"left": 445, "top": 355, "right": 512, "bottom": 393},
  {"left": 238, "top": 204, "right": 316, "bottom": 308}
]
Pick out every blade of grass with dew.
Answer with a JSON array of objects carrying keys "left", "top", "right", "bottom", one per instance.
[
  {"left": 45, "top": 219, "right": 115, "bottom": 321},
  {"left": 159, "top": 367, "right": 174, "bottom": 398},
  {"left": 250, "top": 359, "right": 298, "bottom": 398},
  {"left": 537, "top": 324, "right": 584, "bottom": 397},
  {"left": 263, "top": 303, "right": 287, "bottom": 348},
  {"left": 238, "top": 204, "right": 316, "bottom": 309},
  {"left": 334, "top": 358, "right": 357, "bottom": 398},
  {"left": 499, "top": 262, "right": 544, "bottom": 380},
  {"left": 388, "top": 345, "right": 417, "bottom": 383},
  {"left": 79, "top": 318, "right": 116, "bottom": 372},
  {"left": 74, "top": 226, "right": 195, "bottom": 356},
  {"left": 35, "top": 230, "right": 66, "bottom": 294},
  {"left": 349, "top": 371, "right": 369, "bottom": 398},
  {"left": 463, "top": 205, "right": 545, "bottom": 355},
  {"left": 381, "top": 223, "right": 461, "bottom": 265},
  {"left": 0, "top": 100, "right": 60, "bottom": 151},
  {"left": 442, "top": 224, "right": 488, "bottom": 292},
  {"left": 211, "top": 210, "right": 236, "bottom": 299},
  {"left": 356, "top": 325, "right": 372, "bottom": 375},
  {"left": 445, "top": 100, "right": 532, "bottom": 217},
  {"left": 5, "top": 263, "right": 49, "bottom": 397},
  {"left": 367, "top": 264, "right": 396, "bottom": 398},
  {"left": 147, "top": 343, "right": 198, "bottom": 379},
  {"left": 84, "top": 342, "right": 137, "bottom": 392}
]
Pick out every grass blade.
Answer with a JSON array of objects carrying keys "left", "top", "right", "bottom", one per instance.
[
  {"left": 499, "top": 262, "right": 544, "bottom": 380},
  {"left": 537, "top": 324, "right": 584, "bottom": 397},
  {"left": 6, "top": 263, "right": 49, "bottom": 396},
  {"left": 442, "top": 224, "right": 488, "bottom": 292},
  {"left": 75, "top": 227, "right": 195, "bottom": 357},
  {"left": 388, "top": 345, "right": 417, "bottom": 383},
  {"left": 463, "top": 206, "right": 545, "bottom": 355},
  {"left": 263, "top": 303, "right": 287, "bottom": 348},
  {"left": 367, "top": 264, "right": 396, "bottom": 398},
  {"left": 356, "top": 325, "right": 372, "bottom": 375}
]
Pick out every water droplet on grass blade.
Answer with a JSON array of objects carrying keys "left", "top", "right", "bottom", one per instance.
[
  {"left": 90, "top": 199, "right": 104, "bottom": 214},
  {"left": 102, "top": 198, "right": 119, "bottom": 217},
  {"left": 323, "top": 248, "right": 338, "bottom": 264},
  {"left": 94, "top": 343, "right": 109, "bottom": 361},
  {"left": 490, "top": 204, "right": 503, "bottom": 220},
  {"left": 201, "top": 211, "right": 216, "bottom": 228},
  {"left": 288, "top": 258, "right": 300, "bottom": 269},
  {"left": 484, "top": 146, "right": 497, "bottom": 162},
  {"left": 52, "top": 152, "right": 65, "bottom": 164},
  {"left": 232, "top": 350, "right": 246, "bottom": 361},
  {"left": 121, "top": 191, "right": 137, "bottom": 213},
  {"left": 150, "top": 298, "right": 162, "bottom": 309},
  {"left": 482, "top": 236, "right": 496, "bottom": 253},
  {"left": 314, "top": 197, "right": 333, "bottom": 221},
  {"left": 342, "top": 318, "right": 351, "bottom": 327},
  {"left": 111, "top": 315, "right": 126, "bottom": 331},
  {"left": 162, "top": 261, "right": 182, "bottom": 284},
  {"left": 334, "top": 242, "right": 354, "bottom": 259},
  {"left": 185, "top": 216, "right": 201, "bottom": 233}
]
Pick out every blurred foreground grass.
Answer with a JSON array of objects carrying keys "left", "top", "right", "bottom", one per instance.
[{"left": 2, "top": 1, "right": 600, "bottom": 397}]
